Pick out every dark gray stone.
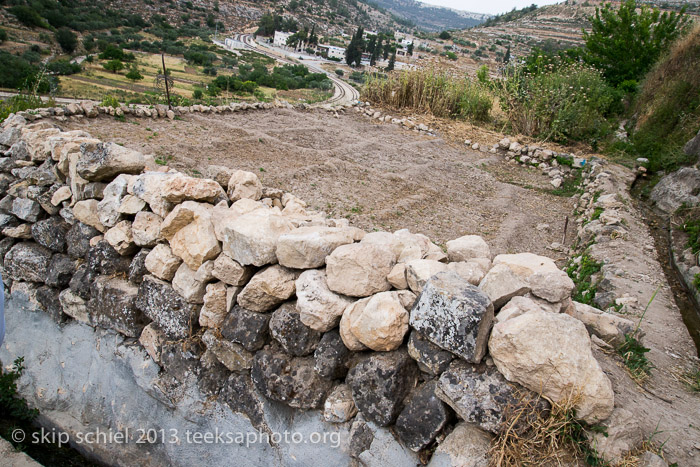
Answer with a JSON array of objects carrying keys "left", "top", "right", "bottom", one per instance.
[
  {"left": 684, "top": 128, "right": 700, "bottom": 157},
  {"left": 24, "top": 160, "right": 58, "bottom": 187},
  {"left": 36, "top": 184, "right": 62, "bottom": 216},
  {"left": 197, "top": 350, "right": 231, "bottom": 397},
  {"left": 0, "top": 194, "right": 15, "bottom": 213},
  {"left": 251, "top": 349, "right": 333, "bottom": 409},
  {"left": 129, "top": 249, "right": 150, "bottom": 285},
  {"left": 269, "top": 302, "right": 321, "bottom": 357},
  {"left": 136, "top": 275, "right": 200, "bottom": 339},
  {"left": 220, "top": 371, "right": 267, "bottom": 431},
  {"left": 7, "top": 141, "right": 29, "bottom": 161},
  {"left": 69, "top": 264, "right": 92, "bottom": 300},
  {"left": 0, "top": 237, "right": 16, "bottom": 267},
  {"left": 348, "top": 417, "right": 374, "bottom": 459},
  {"left": 314, "top": 330, "right": 351, "bottom": 379},
  {"left": 11, "top": 197, "right": 41, "bottom": 222},
  {"left": 66, "top": 222, "right": 100, "bottom": 259},
  {"left": 395, "top": 380, "right": 451, "bottom": 451},
  {"left": 407, "top": 330, "right": 454, "bottom": 376},
  {"left": 410, "top": 271, "right": 494, "bottom": 363},
  {"left": 36, "top": 285, "right": 67, "bottom": 323},
  {"left": 46, "top": 254, "right": 76, "bottom": 288},
  {"left": 221, "top": 305, "right": 270, "bottom": 352},
  {"left": 435, "top": 360, "right": 548, "bottom": 434},
  {"left": 89, "top": 275, "right": 148, "bottom": 337},
  {"left": 160, "top": 340, "right": 202, "bottom": 383},
  {"left": 4, "top": 242, "right": 52, "bottom": 283},
  {"left": 31, "top": 217, "right": 70, "bottom": 252},
  {"left": 0, "top": 213, "right": 18, "bottom": 230},
  {"left": 86, "top": 239, "right": 131, "bottom": 276},
  {"left": 0, "top": 173, "right": 14, "bottom": 194},
  {"left": 83, "top": 182, "right": 107, "bottom": 200},
  {"left": 346, "top": 350, "right": 419, "bottom": 427}
]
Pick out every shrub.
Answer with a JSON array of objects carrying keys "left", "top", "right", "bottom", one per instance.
[
  {"left": 103, "top": 59, "right": 125, "bottom": 73},
  {"left": 335, "top": 69, "right": 344, "bottom": 76},
  {"left": 101, "top": 95, "right": 120, "bottom": 108},
  {"left": 46, "top": 59, "right": 81, "bottom": 75},
  {"left": 193, "top": 89, "right": 203, "bottom": 99},
  {"left": 125, "top": 65, "right": 144, "bottom": 82},
  {"left": 496, "top": 63, "right": 618, "bottom": 143},
  {"left": 438, "top": 30, "right": 451, "bottom": 40},
  {"left": 55, "top": 27, "right": 78, "bottom": 53},
  {"left": 9, "top": 5, "right": 47, "bottom": 28},
  {"left": 583, "top": 0, "right": 689, "bottom": 87},
  {"left": 362, "top": 69, "right": 493, "bottom": 121},
  {"left": 0, "top": 28, "right": 7, "bottom": 43}
]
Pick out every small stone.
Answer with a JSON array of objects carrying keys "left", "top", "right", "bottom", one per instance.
[
  {"left": 59, "top": 288, "right": 89, "bottom": 323},
  {"left": 339, "top": 297, "right": 370, "bottom": 351},
  {"left": 407, "top": 331, "right": 454, "bottom": 375},
  {"left": 145, "top": 244, "right": 182, "bottom": 281},
  {"left": 172, "top": 262, "right": 207, "bottom": 304},
  {"left": 199, "top": 282, "right": 228, "bottom": 328},
  {"left": 212, "top": 252, "right": 254, "bottom": 286},
  {"left": 97, "top": 174, "right": 130, "bottom": 228},
  {"left": 140, "top": 323, "right": 166, "bottom": 363},
  {"left": 529, "top": 269, "right": 575, "bottom": 303},
  {"left": 201, "top": 329, "right": 254, "bottom": 371},
  {"left": 118, "top": 194, "right": 146, "bottom": 214},
  {"left": 269, "top": 302, "right": 322, "bottom": 356},
  {"left": 73, "top": 199, "right": 105, "bottom": 232},
  {"left": 395, "top": 380, "right": 450, "bottom": 451},
  {"left": 50, "top": 186, "right": 71, "bottom": 206},
  {"left": 104, "top": 220, "right": 136, "bottom": 255},
  {"left": 237, "top": 265, "right": 298, "bottom": 312},
  {"left": 324, "top": 384, "right": 358, "bottom": 423},
  {"left": 387, "top": 263, "right": 408, "bottom": 289},
  {"left": 45, "top": 254, "right": 76, "bottom": 288},
  {"left": 410, "top": 271, "right": 494, "bottom": 363},
  {"left": 296, "top": 269, "right": 353, "bottom": 332},
  {"left": 11, "top": 197, "right": 41, "bottom": 222},
  {"left": 346, "top": 350, "right": 418, "bottom": 426},
  {"left": 221, "top": 305, "right": 270, "bottom": 352},
  {"left": 405, "top": 259, "right": 448, "bottom": 294},
  {"left": 427, "top": 423, "right": 492, "bottom": 467},
  {"left": 348, "top": 291, "right": 409, "bottom": 352},
  {"left": 31, "top": 217, "right": 69, "bottom": 252}
]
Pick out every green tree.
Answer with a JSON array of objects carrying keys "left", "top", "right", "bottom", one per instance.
[
  {"left": 126, "top": 65, "right": 144, "bottom": 82},
  {"left": 439, "top": 30, "right": 452, "bottom": 40},
  {"left": 9, "top": 5, "right": 47, "bottom": 28},
  {"left": 583, "top": 0, "right": 689, "bottom": 87},
  {"left": 387, "top": 51, "right": 396, "bottom": 71},
  {"left": 103, "top": 59, "right": 125, "bottom": 73},
  {"left": 0, "top": 28, "right": 7, "bottom": 43},
  {"left": 345, "top": 27, "right": 364, "bottom": 67},
  {"left": 503, "top": 45, "right": 511, "bottom": 63},
  {"left": 407, "top": 42, "right": 414, "bottom": 56},
  {"left": 55, "top": 27, "right": 78, "bottom": 54}
]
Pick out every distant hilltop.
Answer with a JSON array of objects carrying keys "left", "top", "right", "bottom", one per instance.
[{"left": 365, "top": 0, "right": 492, "bottom": 31}]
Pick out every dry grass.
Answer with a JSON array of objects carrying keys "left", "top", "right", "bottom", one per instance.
[{"left": 489, "top": 390, "right": 601, "bottom": 467}]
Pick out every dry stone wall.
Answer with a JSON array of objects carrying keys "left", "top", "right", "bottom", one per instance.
[{"left": 0, "top": 108, "right": 624, "bottom": 465}]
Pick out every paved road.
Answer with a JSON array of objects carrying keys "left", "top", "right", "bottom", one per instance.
[
  {"left": 0, "top": 91, "right": 87, "bottom": 105},
  {"left": 217, "top": 35, "right": 360, "bottom": 107}
]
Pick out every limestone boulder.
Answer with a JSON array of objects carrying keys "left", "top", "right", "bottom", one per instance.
[
  {"left": 160, "top": 201, "right": 212, "bottom": 240},
  {"left": 479, "top": 263, "right": 530, "bottom": 308},
  {"left": 446, "top": 235, "right": 490, "bottom": 262},
  {"left": 169, "top": 215, "right": 221, "bottom": 270},
  {"left": 566, "top": 301, "right": 636, "bottom": 346},
  {"left": 236, "top": 265, "right": 298, "bottom": 312},
  {"left": 387, "top": 263, "right": 408, "bottom": 289},
  {"left": 589, "top": 408, "right": 643, "bottom": 464},
  {"left": 172, "top": 262, "right": 208, "bottom": 304},
  {"left": 97, "top": 174, "right": 130, "bottom": 228},
  {"left": 76, "top": 142, "right": 146, "bottom": 181},
  {"left": 104, "top": 220, "right": 136, "bottom": 256},
  {"left": 339, "top": 297, "right": 370, "bottom": 351},
  {"left": 492, "top": 252, "right": 559, "bottom": 280},
  {"left": 222, "top": 208, "right": 294, "bottom": 267},
  {"left": 529, "top": 269, "right": 575, "bottom": 303},
  {"left": 160, "top": 173, "right": 225, "bottom": 204},
  {"left": 446, "top": 260, "right": 489, "bottom": 286},
  {"left": 73, "top": 199, "right": 105, "bottom": 232},
  {"left": 405, "top": 259, "right": 448, "bottom": 294},
  {"left": 489, "top": 309, "right": 614, "bottom": 423},
  {"left": 347, "top": 291, "right": 409, "bottom": 352},
  {"left": 211, "top": 252, "right": 254, "bottom": 286},
  {"left": 410, "top": 271, "right": 493, "bottom": 363},
  {"left": 276, "top": 226, "right": 357, "bottom": 269},
  {"left": 426, "top": 423, "right": 492, "bottom": 467},
  {"left": 296, "top": 269, "right": 353, "bottom": 332},
  {"left": 227, "top": 170, "right": 263, "bottom": 202},
  {"left": 326, "top": 243, "right": 395, "bottom": 297},
  {"left": 199, "top": 282, "right": 229, "bottom": 328},
  {"left": 132, "top": 211, "right": 162, "bottom": 247},
  {"left": 145, "top": 244, "right": 182, "bottom": 281}
]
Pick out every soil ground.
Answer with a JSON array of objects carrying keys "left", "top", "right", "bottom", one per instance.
[{"left": 63, "top": 107, "right": 574, "bottom": 256}]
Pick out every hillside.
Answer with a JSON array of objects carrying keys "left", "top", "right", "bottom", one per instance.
[{"left": 361, "top": 0, "right": 490, "bottom": 31}]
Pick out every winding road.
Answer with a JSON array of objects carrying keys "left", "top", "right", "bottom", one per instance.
[{"left": 216, "top": 34, "right": 360, "bottom": 107}]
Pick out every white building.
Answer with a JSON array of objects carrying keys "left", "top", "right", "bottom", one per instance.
[
  {"left": 363, "top": 30, "right": 378, "bottom": 38},
  {"left": 273, "top": 30, "right": 293, "bottom": 48},
  {"left": 318, "top": 44, "right": 346, "bottom": 60}
]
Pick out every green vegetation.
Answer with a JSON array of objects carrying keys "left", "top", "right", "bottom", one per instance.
[
  {"left": 583, "top": 0, "right": 689, "bottom": 87},
  {"left": 617, "top": 287, "right": 658, "bottom": 383},
  {"left": 55, "top": 27, "right": 78, "bottom": 53},
  {"left": 482, "top": 4, "right": 538, "bottom": 27},
  {"left": 550, "top": 170, "right": 583, "bottom": 197},
  {"left": 0, "top": 28, "right": 8, "bottom": 43},
  {"left": 681, "top": 215, "right": 700, "bottom": 255},
  {"left": 363, "top": 69, "right": 492, "bottom": 121},
  {"left": 0, "top": 357, "right": 38, "bottom": 423},
  {"left": 0, "top": 94, "right": 53, "bottom": 124},
  {"left": 208, "top": 64, "right": 331, "bottom": 96},
  {"left": 566, "top": 252, "right": 603, "bottom": 305},
  {"left": 681, "top": 367, "right": 700, "bottom": 392}
]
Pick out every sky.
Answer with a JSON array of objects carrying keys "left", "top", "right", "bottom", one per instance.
[{"left": 419, "top": 0, "right": 562, "bottom": 16}]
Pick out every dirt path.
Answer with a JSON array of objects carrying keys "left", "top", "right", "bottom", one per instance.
[{"left": 63, "top": 108, "right": 573, "bottom": 256}]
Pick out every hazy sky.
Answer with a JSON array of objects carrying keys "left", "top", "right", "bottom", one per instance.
[{"left": 419, "top": 0, "right": 562, "bottom": 16}]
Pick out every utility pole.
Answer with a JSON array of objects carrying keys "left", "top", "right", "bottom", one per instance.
[{"left": 161, "top": 53, "right": 172, "bottom": 110}]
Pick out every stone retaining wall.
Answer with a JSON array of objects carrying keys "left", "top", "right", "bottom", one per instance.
[{"left": 0, "top": 109, "right": 626, "bottom": 466}]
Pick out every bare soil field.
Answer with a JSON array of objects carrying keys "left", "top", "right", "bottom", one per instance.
[{"left": 63, "top": 108, "right": 574, "bottom": 256}]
